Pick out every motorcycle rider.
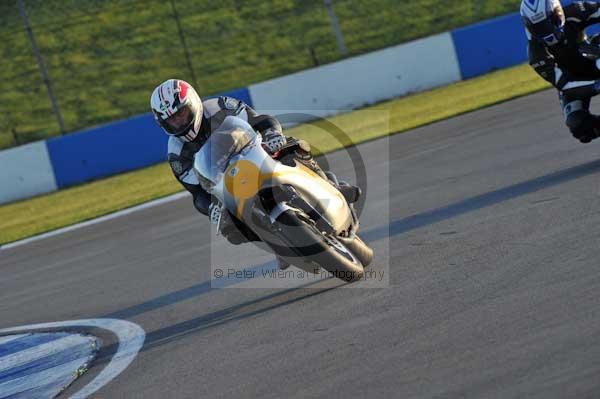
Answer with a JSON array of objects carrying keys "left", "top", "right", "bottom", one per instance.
[
  {"left": 521, "top": 0, "right": 600, "bottom": 143},
  {"left": 150, "top": 79, "right": 360, "bottom": 246}
]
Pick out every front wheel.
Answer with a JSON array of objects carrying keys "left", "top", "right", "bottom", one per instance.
[{"left": 274, "top": 210, "right": 365, "bottom": 283}]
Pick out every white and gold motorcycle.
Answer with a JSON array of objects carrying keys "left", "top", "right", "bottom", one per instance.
[{"left": 194, "top": 116, "right": 373, "bottom": 283}]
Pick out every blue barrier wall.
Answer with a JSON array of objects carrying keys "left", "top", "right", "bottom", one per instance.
[
  {"left": 46, "top": 87, "right": 252, "bottom": 189},
  {"left": 452, "top": 13, "right": 527, "bottom": 80},
  {"left": 47, "top": 114, "right": 166, "bottom": 188},
  {"left": 4, "top": 11, "right": 574, "bottom": 202}
]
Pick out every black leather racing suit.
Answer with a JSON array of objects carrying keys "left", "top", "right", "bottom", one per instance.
[
  {"left": 167, "top": 96, "right": 322, "bottom": 243},
  {"left": 527, "top": 1, "right": 600, "bottom": 142}
]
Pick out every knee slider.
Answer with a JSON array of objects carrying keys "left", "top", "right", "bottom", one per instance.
[
  {"left": 193, "top": 193, "right": 211, "bottom": 215},
  {"left": 566, "top": 110, "right": 593, "bottom": 139}
]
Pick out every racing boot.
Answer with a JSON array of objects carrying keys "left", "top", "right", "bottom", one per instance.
[
  {"left": 579, "top": 132, "right": 599, "bottom": 144},
  {"left": 581, "top": 116, "right": 600, "bottom": 143},
  {"left": 214, "top": 204, "right": 260, "bottom": 245}
]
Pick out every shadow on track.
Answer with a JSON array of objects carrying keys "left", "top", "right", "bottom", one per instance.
[
  {"left": 93, "top": 280, "right": 341, "bottom": 367},
  {"left": 91, "top": 157, "right": 600, "bottom": 365},
  {"left": 106, "top": 159, "right": 600, "bottom": 322},
  {"left": 141, "top": 281, "right": 341, "bottom": 352},
  {"left": 105, "top": 260, "right": 324, "bottom": 320},
  {"left": 106, "top": 278, "right": 216, "bottom": 320},
  {"left": 363, "top": 158, "right": 600, "bottom": 242}
]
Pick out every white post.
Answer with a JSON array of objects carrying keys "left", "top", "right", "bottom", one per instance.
[
  {"left": 18, "top": 0, "right": 65, "bottom": 135},
  {"left": 324, "top": 0, "right": 348, "bottom": 56},
  {"left": 169, "top": 0, "right": 198, "bottom": 89}
]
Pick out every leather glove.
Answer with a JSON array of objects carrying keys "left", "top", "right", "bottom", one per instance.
[{"left": 262, "top": 129, "right": 287, "bottom": 154}]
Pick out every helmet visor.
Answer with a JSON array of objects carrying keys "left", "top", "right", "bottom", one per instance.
[{"left": 163, "top": 105, "right": 195, "bottom": 136}]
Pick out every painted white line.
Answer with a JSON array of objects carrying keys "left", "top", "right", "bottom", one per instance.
[
  {"left": 0, "top": 357, "right": 90, "bottom": 398},
  {"left": 0, "top": 192, "right": 189, "bottom": 252},
  {"left": 0, "top": 334, "right": 90, "bottom": 373},
  {"left": 0, "top": 318, "right": 145, "bottom": 399},
  {"left": 0, "top": 334, "right": 28, "bottom": 346}
]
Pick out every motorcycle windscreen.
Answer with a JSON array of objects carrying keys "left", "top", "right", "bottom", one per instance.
[{"left": 194, "top": 116, "right": 257, "bottom": 184}]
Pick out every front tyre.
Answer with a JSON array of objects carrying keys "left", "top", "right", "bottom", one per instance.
[{"left": 275, "top": 210, "right": 365, "bottom": 283}]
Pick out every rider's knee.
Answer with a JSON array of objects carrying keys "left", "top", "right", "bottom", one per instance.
[
  {"left": 291, "top": 138, "right": 312, "bottom": 159},
  {"left": 296, "top": 139, "right": 311, "bottom": 153}
]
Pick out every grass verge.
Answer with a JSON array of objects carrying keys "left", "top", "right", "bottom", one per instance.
[
  {"left": 1, "top": 0, "right": 520, "bottom": 148},
  {"left": 0, "top": 63, "right": 550, "bottom": 245}
]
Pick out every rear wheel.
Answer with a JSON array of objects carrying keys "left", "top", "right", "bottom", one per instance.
[{"left": 274, "top": 210, "right": 365, "bottom": 283}]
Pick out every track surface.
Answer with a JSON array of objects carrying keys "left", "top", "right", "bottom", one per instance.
[{"left": 2, "top": 90, "right": 600, "bottom": 398}]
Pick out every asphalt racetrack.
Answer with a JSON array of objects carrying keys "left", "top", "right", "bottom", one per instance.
[{"left": 2, "top": 89, "right": 600, "bottom": 398}]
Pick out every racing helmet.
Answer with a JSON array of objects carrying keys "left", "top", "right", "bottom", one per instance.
[
  {"left": 520, "top": 0, "right": 566, "bottom": 46},
  {"left": 151, "top": 79, "right": 203, "bottom": 142}
]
